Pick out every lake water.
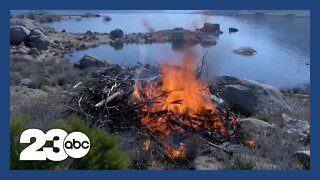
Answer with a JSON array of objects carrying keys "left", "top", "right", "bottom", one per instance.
[{"left": 43, "top": 13, "right": 310, "bottom": 88}]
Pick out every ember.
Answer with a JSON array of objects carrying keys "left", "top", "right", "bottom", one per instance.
[{"left": 245, "top": 139, "right": 257, "bottom": 148}]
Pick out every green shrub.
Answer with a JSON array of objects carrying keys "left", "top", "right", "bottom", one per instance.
[
  {"left": 10, "top": 115, "right": 129, "bottom": 170},
  {"left": 231, "top": 155, "right": 256, "bottom": 170},
  {"left": 55, "top": 116, "right": 129, "bottom": 170},
  {"left": 10, "top": 115, "right": 63, "bottom": 170}
]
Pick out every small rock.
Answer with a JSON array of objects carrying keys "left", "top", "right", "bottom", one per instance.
[
  {"left": 233, "top": 47, "right": 257, "bottom": 55},
  {"left": 103, "top": 16, "right": 111, "bottom": 21},
  {"left": 229, "top": 27, "right": 239, "bottom": 33},
  {"left": 20, "top": 78, "right": 32, "bottom": 86},
  {"left": 61, "top": 29, "right": 66, "bottom": 32}
]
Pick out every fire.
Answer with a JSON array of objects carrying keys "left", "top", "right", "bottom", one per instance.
[
  {"left": 133, "top": 49, "right": 236, "bottom": 159},
  {"left": 165, "top": 143, "right": 185, "bottom": 159},
  {"left": 245, "top": 139, "right": 257, "bottom": 148},
  {"left": 143, "top": 139, "right": 151, "bottom": 151}
]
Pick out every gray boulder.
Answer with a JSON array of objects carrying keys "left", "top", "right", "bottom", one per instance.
[
  {"left": 24, "top": 29, "right": 50, "bottom": 50},
  {"left": 238, "top": 118, "right": 276, "bottom": 129},
  {"left": 293, "top": 150, "right": 310, "bottom": 169},
  {"left": 79, "top": 54, "right": 107, "bottom": 68},
  {"left": 199, "top": 23, "right": 220, "bottom": 34},
  {"left": 238, "top": 118, "right": 277, "bottom": 139},
  {"left": 10, "top": 26, "right": 31, "bottom": 45},
  {"left": 214, "top": 76, "right": 291, "bottom": 116}
]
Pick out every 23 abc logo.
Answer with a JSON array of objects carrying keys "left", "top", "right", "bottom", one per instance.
[{"left": 19, "top": 129, "right": 90, "bottom": 161}]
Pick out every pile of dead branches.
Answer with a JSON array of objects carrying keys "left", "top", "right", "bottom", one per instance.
[
  {"left": 65, "top": 54, "right": 241, "bottom": 159},
  {"left": 66, "top": 63, "right": 138, "bottom": 129}
]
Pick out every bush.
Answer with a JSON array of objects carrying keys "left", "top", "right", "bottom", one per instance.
[
  {"left": 10, "top": 115, "right": 129, "bottom": 170},
  {"left": 55, "top": 116, "right": 129, "bottom": 170},
  {"left": 10, "top": 115, "right": 63, "bottom": 170},
  {"left": 10, "top": 56, "right": 84, "bottom": 90},
  {"left": 231, "top": 155, "right": 256, "bottom": 170}
]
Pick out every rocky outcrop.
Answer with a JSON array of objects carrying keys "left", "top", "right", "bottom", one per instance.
[
  {"left": 10, "top": 26, "right": 31, "bottom": 45},
  {"left": 24, "top": 29, "right": 50, "bottom": 50},
  {"left": 282, "top": 113, "right": 310, "bottom": 138},
  {"left": 78, "top": 54, "right": 108, "bottom": 68},
  {"left": 152, "top": 28, "right": 217, "bottom": 49},
  {"left": 198, "top": 23, "right": 222, "bottom": 34},
  {"left": 233, "top": 47, "right": 257, "bottom": 55},
  {"left": 212, "top": 76, "right": 291, "bottom": 116}
]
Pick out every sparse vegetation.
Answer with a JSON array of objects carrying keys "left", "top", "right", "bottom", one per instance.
[
  {"left": 280, "top": 84, "right": 310, "bottom": 94},
  {"left": 10, "top": 55, "right": 85, "bottom": 90},
  {"left": 15, "top": 12, "right": 62, "bottom": 23},
  {"left": 231, "top": 155, "right": 256, "bottom": 170}
]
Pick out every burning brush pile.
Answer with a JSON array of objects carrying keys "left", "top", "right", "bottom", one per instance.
[{"left": 67, "top": 49, "right": 241, "bottom": 160}]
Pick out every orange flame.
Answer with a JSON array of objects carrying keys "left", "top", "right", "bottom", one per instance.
[
  {"left": 143, "top": 139, "right": 151, "bottom": 151},
  {"left": 165, "top": 143, "right": 185, "bottom": 159},
  {"left": 133, "top": 49, "right": 235, "bottom": 159}
]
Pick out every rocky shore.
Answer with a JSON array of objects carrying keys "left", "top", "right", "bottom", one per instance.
[{"left": 10, "top": 13, "right": 232, "bottom": 63}]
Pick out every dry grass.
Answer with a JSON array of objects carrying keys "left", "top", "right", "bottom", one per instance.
[{"left": 10, "top": 55, "right": 86, "bottom": 90}]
